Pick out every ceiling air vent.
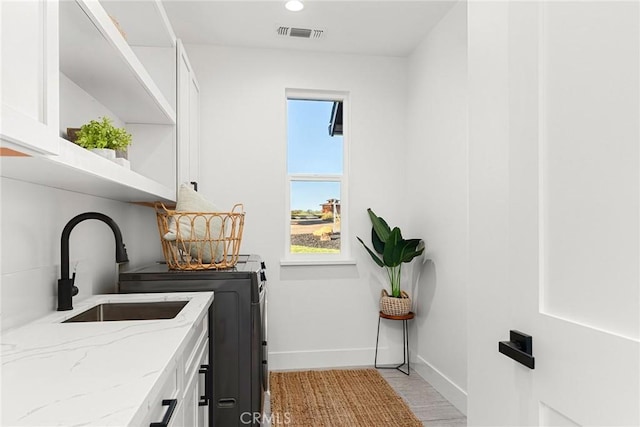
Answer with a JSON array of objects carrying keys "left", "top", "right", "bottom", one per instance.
[{"left": 276, "top": 26, "right": 325, "bottom": 40}]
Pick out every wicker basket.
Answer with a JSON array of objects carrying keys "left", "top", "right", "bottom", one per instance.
[
  {"left": 155, "top": 203, "right": 245, "bottom": 270},
  {"left": 379, "top": 289, "right": 412, "bottom": 316}
]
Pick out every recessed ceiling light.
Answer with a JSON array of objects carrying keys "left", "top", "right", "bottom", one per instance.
[{"left": 285, "top": 0, "right": 304, "bottom": 12}]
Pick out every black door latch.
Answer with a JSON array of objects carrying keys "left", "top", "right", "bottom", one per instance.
[{"left": 499, "top": 330, "right": 535, "bottom": 369}]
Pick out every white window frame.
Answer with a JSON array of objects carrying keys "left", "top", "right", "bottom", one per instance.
[{"left": 282, "top": 89, "right": 353, "bottom": 265}]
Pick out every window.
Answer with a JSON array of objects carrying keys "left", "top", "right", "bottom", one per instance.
[{"left": 285, "top": 91, "right": 349, "bottom": 262}]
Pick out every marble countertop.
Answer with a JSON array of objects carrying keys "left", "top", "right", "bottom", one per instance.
[{"left": 1, "top": 292, "right": 213, "bottom": 426}]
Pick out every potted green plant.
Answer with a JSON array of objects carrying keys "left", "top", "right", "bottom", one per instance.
[
  {"left": 74, "top": 117, "right": 132, "bottom": 164},
  {"left": 357, "top": 208, "right": 424, "bottom": 316}
]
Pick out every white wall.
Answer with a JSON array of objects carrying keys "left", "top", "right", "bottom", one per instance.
[
  {"left": 1, "top": 60, "right": 176, "bottom": 332},
  {"left": 185, "top": 44, "right": 410, "bottom": 369},
  {"left": 59, "top": 72, "right": 126, "bottom": 137},
  {"left": 404, "top": 1, "right": 468, "bottom": 414},
  {"left": 59, "top": 72, "right": 176, "bottom": 191},
  {"left": 0, "top": 178, "right": 161, "bottom": 331}
]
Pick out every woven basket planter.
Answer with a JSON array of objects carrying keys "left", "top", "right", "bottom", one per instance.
[{"left": 379, "top": 289, "right": 412, "bottom": 316}]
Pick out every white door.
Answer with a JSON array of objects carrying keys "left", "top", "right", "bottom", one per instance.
[{"left": 468, "top": 1, "right": 639, "bottom": 426}]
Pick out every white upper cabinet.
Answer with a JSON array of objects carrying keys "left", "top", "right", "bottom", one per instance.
[
  {"left": 177, "top": 40, "right": 201, "bottom": 191},
  {"left": 1, "top": 0, "right": 60, "bottom": 155}
]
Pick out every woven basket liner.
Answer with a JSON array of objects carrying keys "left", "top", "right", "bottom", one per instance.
[
  {"left": 269, "top": 368, "right": 422, "bottom": 427},
  {"left": 380, "top": 289, "right": 411, "bottom": 316},
  {"left": 155, "top": 202, "right": 244, "bottom": 270}
]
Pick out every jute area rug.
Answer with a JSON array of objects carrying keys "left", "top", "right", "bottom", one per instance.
[{"left": 269, "top": 368, "right": 422, "bottom": 427}]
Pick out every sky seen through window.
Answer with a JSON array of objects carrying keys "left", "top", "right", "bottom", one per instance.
[{"left": 288, "top": 99, "right": 343, "bottom": 211}]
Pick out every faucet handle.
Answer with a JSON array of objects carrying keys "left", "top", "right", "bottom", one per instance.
[
  {"left": 116, "top": 243, "right": 129, "bottom": 264},
  {"left": 71, "top": 272, "right": 78, "bottom": 296}
]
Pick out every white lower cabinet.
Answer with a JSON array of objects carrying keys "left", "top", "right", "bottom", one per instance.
[{"left": 144, "top": 315, "right": 209, "bottom": 427}]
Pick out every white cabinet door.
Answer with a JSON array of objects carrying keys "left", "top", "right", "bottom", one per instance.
[
  {"left": 177, "top": 39, "right": 200, "bottom": 192},
  {"left": 183, "top": 376, "right": 197, "bottom": 427},
  {"left": 188, "top": 70, "right": 201, "bottom": 189},
  {"left": 0, "top": 0, "right": 59, "bottom": 155},
  {"left": 195, "top": 345, "right": 209, "bottom": 427},
  {"left": 167, "top": 399, "right": 184, "bottom": 427},
  {"left": 468, "top": 1, "right": 639, "bottom": 425},
  {"left": 183, "top": 343, "right": 209, "bottom": 427}
]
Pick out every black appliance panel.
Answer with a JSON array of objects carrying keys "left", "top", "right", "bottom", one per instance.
[{"left": 118, "top": 255, "right": 266, "bottom": 427}]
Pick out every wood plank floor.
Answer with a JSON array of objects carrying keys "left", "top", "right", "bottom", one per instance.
[
  {"left": 264, "top": 367, "right": 467, "bottom": 426},
  {"left": 377, "top": 368, "right": 466, "bottom": 427}
]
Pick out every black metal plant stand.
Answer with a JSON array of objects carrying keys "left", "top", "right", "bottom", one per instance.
[{"left": 374, "top": 311, "right": 415, "bottom": 376}]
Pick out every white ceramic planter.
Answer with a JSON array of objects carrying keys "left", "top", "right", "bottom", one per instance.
[
  {"left": 90, "top": 148, "right": 116, "bottom": 161},
  {"left": 114, "top": 157, "right": 131, "bottom": 169}
]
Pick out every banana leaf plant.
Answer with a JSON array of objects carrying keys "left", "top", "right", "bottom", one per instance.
[{"left": 357, "top": 208, "right": 425, "bottom": 298}]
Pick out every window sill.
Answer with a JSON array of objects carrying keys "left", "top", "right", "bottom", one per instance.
[{"left": 280, "top": 258, "right": 357, "bottom": 267}]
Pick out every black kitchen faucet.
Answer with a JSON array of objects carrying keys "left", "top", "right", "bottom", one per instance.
[{"left": 58, "top": 212, "right": 129, "bottom": 311}]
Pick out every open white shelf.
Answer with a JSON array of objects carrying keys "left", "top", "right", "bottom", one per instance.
[
  {"left": 59, "top": 0, "right": 176, "bottom": 125},
  {"left": 1, "top": 138, "right": 175, "bottom": 203},
  {"left": 2, "top": 0, "right": 179, "bottom": 204},
  {"left": 100, "top": 0, "right": 177, "bottom": 48}
]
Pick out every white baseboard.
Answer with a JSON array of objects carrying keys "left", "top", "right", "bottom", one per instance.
[
  {"left": 413, "top": 354, "right": 467, "bottom": 415},
  {"left": 269, "top": 346, "right": 398, "bottom": 371}
]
